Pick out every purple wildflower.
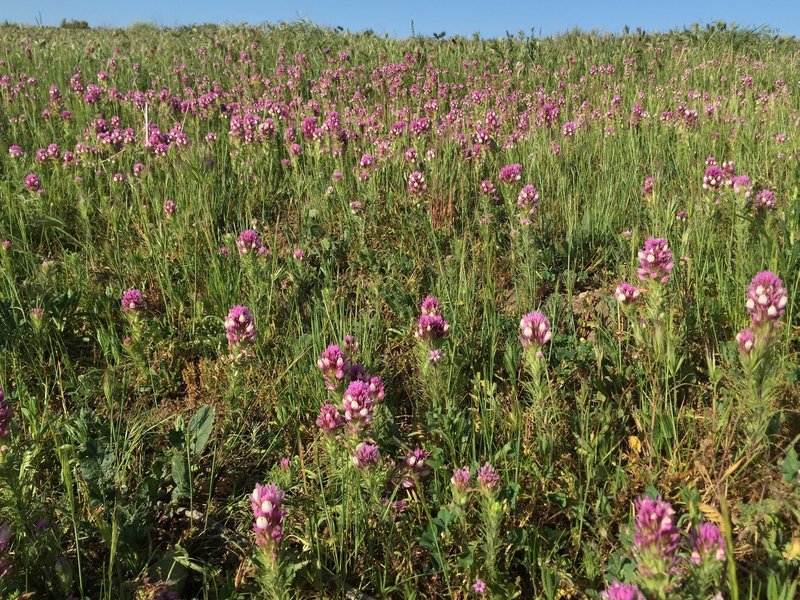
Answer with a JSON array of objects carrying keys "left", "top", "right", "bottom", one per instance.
[
  {"left": 498, "top": 163, "right": 522, "bottom": 184},
  {"left": 408, "top": 171, "right": 426, "bottom": 196},
  {"left": 8, "top": 145, "right": 23, "bottom": 158},
  {"left": 316, "top": 403, "right": 343, "bottom": 434},
  {"left": 636, "top": 238, "right": 674, "bottom": 283},
  {"left": 517, "top": 184, "right": 539, "bottom": 216},
  {"left": 251, "top": 483, "right": 285, "bottom": 559},
  {"left": 472, "top": 579, "right": 487, "bottom": 594},
  {"left": 519, "top": 311, "right": 552, "bottom": 349},
  {"left": 342, "top": 380, "right": 376, "bottom": 431},
  {"left": 736, "top": 328, "right": 755, "bottom": 355},
  {"left": 120, "top": 289, "right": 146, "bottom": 316},
  {"left": 224, "top": 305, "right": 256, "bottom": 354},
  {"left": 451, "top": 467, "right": 471, "bottom": 491},
  {"left": 601, "top": 581, "right": 644, "bottom": 600},
  {"left": 163, "top": 200, "right": 177, "bottom": 215},
  {"left": 415, "top": 314, "right": 449, "bottom": 344},
  {"left": 642, "top": 176, "right": 654, "bottom": 196},
  {"left": 476, "top": 462, "right": 501, "bottom": 492},
  {"left": 703, "top": 166, "right": 725, "bottom": 191},
  {"left": 753, "top": 188, "right": 776, "bottom": 211},
  {"left": 420, "top": 295, "right": 442, "bottom": 316},
  {"left": 400, "top": 447, "right": 431, "bottom": 488},
  {"left": 730, "top": 175, "right": 751, "bottom": 197},
  {"left": 236, "top": 229, "right": 261, "bottom": 255},
  {"left": 615, "top": 283, "right": 641, "bottom": 304},
  {"left": 690, "top": 522, "right": 726, "bottom": 565},
  {"left": 746, "top": 271, "right": 788, "bottom": 325},
  {"left": 352, "top": 443, "right": 381, "bottom": 468},
  {"left": 317, "top": 344, "right": 349, "bottom": 392},
  {"left": 24, "top": 172, "right": 41, "bottom": 192},
  {"left": 633, "top": 496, "right": 681, "bottom": 575}
]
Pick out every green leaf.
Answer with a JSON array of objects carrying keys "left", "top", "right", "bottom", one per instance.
[
  {"left": 171, "top": 453, "right": 190, "bottom": 500},
  {"left": 781, "top": 446, "right": 800, "bottom": 484},
  {"left": 187, "top": 405, "right": 215, "bottom": 455}
]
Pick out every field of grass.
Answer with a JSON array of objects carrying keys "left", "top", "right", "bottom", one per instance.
[{"left": 0, "top": 20, "right": 799, "bottom": 599}]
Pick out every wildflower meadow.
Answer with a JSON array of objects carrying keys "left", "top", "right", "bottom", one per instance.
[{"left": 0, "top": 20, "right": 799, "bottom": 599}]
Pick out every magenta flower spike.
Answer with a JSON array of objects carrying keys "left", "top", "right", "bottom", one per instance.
[{"left": 636, "top": 237, "right": 674, "bottom": 283}]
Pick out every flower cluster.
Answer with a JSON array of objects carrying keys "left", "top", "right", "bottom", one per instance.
[
  {"left": 615, "top": 282, "right": 641, "bottom": 304},
  {"left": 315, "top": 337, "right": 384, "bottom": 435},
  {"left": 498, "top": 163, "right": 522, "bottom": 183},
  {"left": 689, "top": 522, "right": 726, "bottom": 565},
  {"left": 224, "top": 305, "right": 257, "bottom": 356},
  {"left": 636, "top": 237, "right": 674, "bottom": 283},
  {"left": 352, "top": 442, "right": 381, "bottom": 468},
  {"left": 476, "top": 462, "right": 501, "bottom": 494},
  {"left": 633, "top": 495, "right": 681, "bottom": 577},
  {"left": 408, "top": 171, "right": 426, "bottom": 196},
  {"left": 251, "top": 483, "right": 286, "bottom": 560},
  {"left": 516, "top": 184, "right": 539, "bottom": 224},
  {"left": 236, "top": 229, "right": 261, "bottom": 255},
  {"left": 753, "top": 188, "right": 776, "bottom": 211},
  {"left": 316, "top": 344, "right": 350, "bottom": 392},
  {"left": 397, "top": 447, "right": 431, "bottom": 489},
  {"left": 600, "top": 581, "right": 644, "bottom": 600},
  {"left": 737, "top": 270, "right": 788, "bottom": 361},
  {"left": 415, "top": 296, "right": 449, "bottom": 363},
  {"left": 120, "top": 288, "right": 146, "bottom": 316},
  {"left": 702, "top": 165, "right": 725, "bottom": 191},
  {"left": 746, "top": 271, "right": 788, "bottom": 326},
  {"left": 519, "top": 311, "right": 552, "bottom": 351}
]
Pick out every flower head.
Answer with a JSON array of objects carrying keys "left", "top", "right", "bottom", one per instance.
[
  {"left": 746, "top": 271, "right": 788, "bottom": 325},
  {"left": 342, "top": 380, "right": 376, "bottom": 432},
  {"left": 633, "top": 496, "right": 681, "bottom": 574},
  {"left": 316, "top": 403, "right": 343, "bottom": 435},
  {"left": 420, "top": 295, "right": 442, "bottom": 316},
  {"left": 451, "top": 467, "right": 471, "bottom": 491},
  {"left": 224, "top": 305, "right": 256, "bottom": 354},
  {"left": 735, "top": 329, "right": 754, "bottom": 358},
  {"left": 642, "top": 176, "right": 654, "bottom": 196},
  {"left": 415, "top": 314, "right": 449, "bottom": 344},
  {"left": 400, "top": 447, "right": 431, "bottom": 488},
  {"left": 476, "top": 461, "right": 501, "bottom": 492},
  {"left": 754, "top": 188, "right": 776, "bottom": 211},
  {"left": 601, "top": 581, "right": 644, "bottom": 600},
  {"left": 251, "top": 483, "right": 286, "bottom": 558},
  {"left": 408, "top": 171, "right": 427, "bottom": 196},
  {"left": 317, "top": 344, "right": 349, "bottom": 392},
  {"left": 637, "top": 237, "right": 674, "bottom": 283},
  {"left": 236, "top": 229, "right": 261, "bottom": 255},
  {"left": 615, "top": 282, "right": 641, "bottom": 304},
  {"left": 498, "top": 163, "right": 522, "bottom": 184},
  {"left": 472, "top": 579, "right": 487, "bottom": 594},
  {"left": 352, "top": 442, "right": 381, "bottom": 468},
  {"left": 517, "top": 184, "right": 539, "bottom": 217},
  {"left": 163, "top": 199, "right": 177, "bottom": 215},
  {"left": 519, "top": 311, "right": 552, "bottom": 349},
  {"left": 703, "top": 165, "right": 725, "bottom": 191},
  {"left": 24, "top": 172, "right": 41, "bottom": 192},
  {"left": 690, "top": 522, "right": 726, "bottom": 565},
  {"left": 120, "top": 289, "right": 146, "bottom": 316}
]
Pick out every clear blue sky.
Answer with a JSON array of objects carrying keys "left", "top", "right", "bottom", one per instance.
[{"left": 3, "top": 0, "right": 799, "bottom": 38}]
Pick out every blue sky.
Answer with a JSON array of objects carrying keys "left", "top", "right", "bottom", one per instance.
[{"left": 3, "top": 0, "right": 799, "bottom": 38}]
